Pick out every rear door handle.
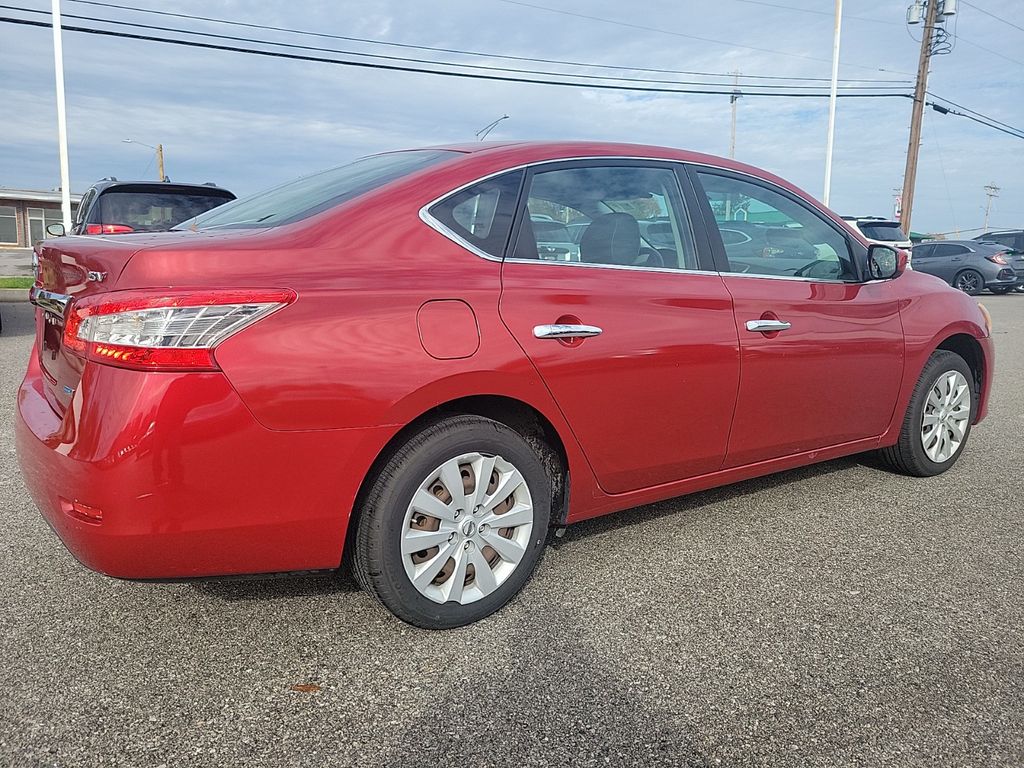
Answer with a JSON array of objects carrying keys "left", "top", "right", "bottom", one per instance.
[
  {"left": 533, "top": 324, "right": 603, "bottom": 340},
  {"left": 745, "top": 319, "right": 791, "bottom": 333}
]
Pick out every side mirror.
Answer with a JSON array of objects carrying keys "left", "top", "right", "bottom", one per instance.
[
  {"left": 46, "top": 223, "right": 66, "bottom": 237},
  {"left": 867, "top": 244, "right": 906, "bottom": 280}
]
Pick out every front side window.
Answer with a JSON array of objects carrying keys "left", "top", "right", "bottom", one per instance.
[
  {"left": 695, "top": 171, "right": 856, "bottom": 281},
  {"left": 427, "top": 170, "right": 523, "bottom": 258},
  {"left": 513, "top": 164, "right": 698, "bottom": 270},
  {"left": 183, "top": 150, "right": 457, "bottom": 231}
]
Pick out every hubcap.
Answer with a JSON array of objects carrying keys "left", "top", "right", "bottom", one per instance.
[
  {"left": 921, "top": 370, "right": 971, "bottom": 463},
  {"left": 956, "top": 273, "right": 979, "bottom": 292},
  {"left": 401, "top": 452, "right": 534, "bottom": 605}
]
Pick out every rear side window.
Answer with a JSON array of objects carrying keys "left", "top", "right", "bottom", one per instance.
[
  {"left": 185, "top": 150, "right": 457, "bottom": 231},
  {"left": 933, "top": 244, "right": 968, "bottom": 257},
  {"left": 428, "top": 170, "right": 523, "bottom": 258},
  {"left": 95, "top": 191, "right": 234, "bottom": 232}
]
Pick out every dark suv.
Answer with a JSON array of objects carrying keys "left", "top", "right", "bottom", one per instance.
[
  {"left": 56, "top": 179, "right": 235, "bottom": 236},
  {"left": 975, "top": 229, "right": 1024, "bottom": 292},
  {"left": 912, "top": 239, "right": 1019, "bottom": 295}
]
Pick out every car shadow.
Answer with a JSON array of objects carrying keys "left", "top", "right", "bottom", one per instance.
[
  {"left": 193, "top": 455, "right": 864, "bottom": 603},
  {"left": 190, "top": 567, "right": 359, "bottom": 601},
  {"left": 558, "top": 456, "right": 862, "bottom": 544}
]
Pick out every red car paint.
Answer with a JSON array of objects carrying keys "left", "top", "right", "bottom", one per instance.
[{"left": 16, "top": 142, "right": 994, "bottom": 579}]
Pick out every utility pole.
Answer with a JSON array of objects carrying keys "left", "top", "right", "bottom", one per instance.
[
  {"left": 982, "top": 183, "right": 999, "bottom": 230},
  {"left": 900, "top": 0, "right": 943, "bottom": 234},
  {"left": 156, "top": 143, "right": 165, "bottom": 181},
  {"left": 729, "top": 71, "right": 741, "bottom": 159},
  {"left": 50, "top": 0, "right": 72, "bottom": 229},
  {"left": 823, "top": 0, "right": 843, "bottom": 207}
]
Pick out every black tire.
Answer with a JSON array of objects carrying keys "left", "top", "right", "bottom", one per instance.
[
  {"left": 878, "top": 350, "right": 975, "bottom": 477},
  {"left": 989, "top": 286, "right": 1013, "bottom": 295},
  {"left": 952, "top": 269, "right": 984, "bottom": 295},
  {"left": 352, "top": 415, "right": 552, "bottom": 629}
]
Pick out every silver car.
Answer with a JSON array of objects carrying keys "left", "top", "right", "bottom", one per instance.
[{"left": 911, "top": 240, "right": 1019, "bottom": 295}]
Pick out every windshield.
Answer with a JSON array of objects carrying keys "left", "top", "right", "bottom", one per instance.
[
  {"left": 859, "top": 221, "right": 907, "bottom": 242},
  {"left": 180, "top": 150, "right": 457, "bottom": 231}
]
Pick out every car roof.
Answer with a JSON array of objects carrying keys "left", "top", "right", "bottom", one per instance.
[{"left": 87, "top": 179, "right": 234, "bottom": 195}]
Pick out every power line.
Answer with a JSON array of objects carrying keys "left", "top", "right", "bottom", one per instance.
[
  {"left": 5, "top": 11, "right": 1019, "bottom": 142},
  {"left": 927, "top": 91, "right": 1024, "bottom": 135},
  {"left": 0, "top": 4, "right": 908, "bottom": 91},
  {"left": 63, "top": 0, "right": 909, "bottom": 84},
  {"left": 955, "top": 35, "right": 1024, "bottom": 68},
  {"left": 494, "top": 0, "right": 916, "bottom": 76},
  {"left": 728, "top": 0, "right": 897, "bottom": 26},
  {"left": 0, "top": 15, "right": 913, "bottom": 99},
  {"left": 961, "top": 1, "right": 1024, "bottom": 35}
]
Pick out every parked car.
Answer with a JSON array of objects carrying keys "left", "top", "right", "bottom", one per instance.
[
  {"left": 910, "top": 239, "right": 1019, "bottom": 294},
  {"left": 46, "top": 179, "right": 235, "bottom": 237},
  {"left": 974, "top": 229, "right": 1024, "bottom": 292},
  {"left": 19, "top": 142, "right": 993, "bottom": 629},
  {"left": 842, "top": 216, "right": 913, "bottom": 250}
]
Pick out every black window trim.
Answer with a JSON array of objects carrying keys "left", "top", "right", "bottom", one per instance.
[
  {"left": 424, "top": 169, "right": 526, "bottom": 262},
  {"left": 683, "top": 163, "right": 869, "bottom": 284},
  {"left": 504, "top": 157, "right": 717, "bottom": 274}
]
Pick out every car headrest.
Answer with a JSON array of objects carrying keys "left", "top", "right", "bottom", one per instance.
[{"left": 580, "top": 213, "right": 639, "bottom": 265}]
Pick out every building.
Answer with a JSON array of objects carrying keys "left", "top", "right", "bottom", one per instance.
[{"left": 0, "top": 188, "right": 83, "bottom": 248}]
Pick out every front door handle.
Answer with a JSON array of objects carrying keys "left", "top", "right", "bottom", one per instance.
[
  {"left": 745, "top": 319, "right": 791, "bottom": 333},
  {"left": 533, "top": 323, "right": 603, "bottom": 340}
]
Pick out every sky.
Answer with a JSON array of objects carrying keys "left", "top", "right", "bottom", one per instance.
[{"left": 0, "top": 0, "right": 1021, "bottom": 235}]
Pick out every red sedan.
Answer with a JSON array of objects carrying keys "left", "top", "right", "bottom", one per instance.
[{"left": 17, "top": 142, "right": 994, "bottom": 628}]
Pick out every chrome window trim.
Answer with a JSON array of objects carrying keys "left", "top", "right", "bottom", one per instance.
[{"left": 418, "top": 155, "right": 866, "bottom": 283}]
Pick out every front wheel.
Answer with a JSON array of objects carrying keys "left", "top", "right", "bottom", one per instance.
[
  {"left": 352, "top": 415, "right": 552, "bottom": 629},
  {"left": 878, "top": 350, "right": 975, "bottom": 477}
]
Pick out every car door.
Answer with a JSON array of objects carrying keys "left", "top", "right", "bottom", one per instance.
[
  {"left": 498, "top": 160, "right": 740, "bottom": 494},
  {"left": 686, "top": 166, "right": 905, "bottom": 468}
]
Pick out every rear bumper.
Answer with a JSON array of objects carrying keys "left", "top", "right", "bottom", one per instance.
[{"left": 16, "top": 349, "right": 391, "bottom": 579}]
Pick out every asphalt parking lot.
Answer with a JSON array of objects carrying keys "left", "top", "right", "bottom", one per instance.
[{"left": 1, "top": 297, "right": 1021, "bottom": 768}]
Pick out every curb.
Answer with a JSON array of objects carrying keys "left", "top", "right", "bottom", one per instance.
[{"left": 0, "top": 288, "right": 30, "bottom": 302}]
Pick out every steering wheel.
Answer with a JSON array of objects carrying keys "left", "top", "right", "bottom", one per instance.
[{"left": 637, "top": 247, "right": 664, "bottom": 268}]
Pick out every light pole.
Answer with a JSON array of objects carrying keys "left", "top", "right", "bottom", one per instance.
[
  {"left": 822, "top": 0, "right": 842, "bottom": 207},
  {"left": 123, "top": 139, "right": 166, "bottom": 181},
  {"left": 51, "top": 0, "right": 72, "bottom": 229}
]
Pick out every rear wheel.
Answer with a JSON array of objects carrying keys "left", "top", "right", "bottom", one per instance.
[
  {"left": 352, "top": 415, "right": 552, "bottom": 628},
  {"left": 953, "top": 269, "right": 984, "bottom": 295},
  {"left": 878, "top": 350, "right": 975, "bottom": 477}
]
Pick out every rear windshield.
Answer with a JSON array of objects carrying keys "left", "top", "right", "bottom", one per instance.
[
  {"left": 95, "top": 191, "right": 234, "bottom": 232},
  {"left": 858, "top": 221, "right": 907, "bottom": 241},
  {"left": 181, "top": 150, "right": 457, "bottom": 231}
]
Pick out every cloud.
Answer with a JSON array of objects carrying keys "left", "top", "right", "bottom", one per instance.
[{"left": 0, "top": 0, "right": 1020, "bottom": 232}]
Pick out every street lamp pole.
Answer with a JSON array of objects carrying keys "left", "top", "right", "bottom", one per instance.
[{"left": 123, "top": 139, "right": 166, "bottom": 181}]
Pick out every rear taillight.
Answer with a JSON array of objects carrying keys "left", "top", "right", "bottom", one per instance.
[
  {"left": 85, "top": 224, "right": 135, "bottom": 235},
  {"left": 63, "top": 289, "right": 295, "bottom": 371},
  {"left": 986, "top": 252, "right": 1008, "bottom": 265}
]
